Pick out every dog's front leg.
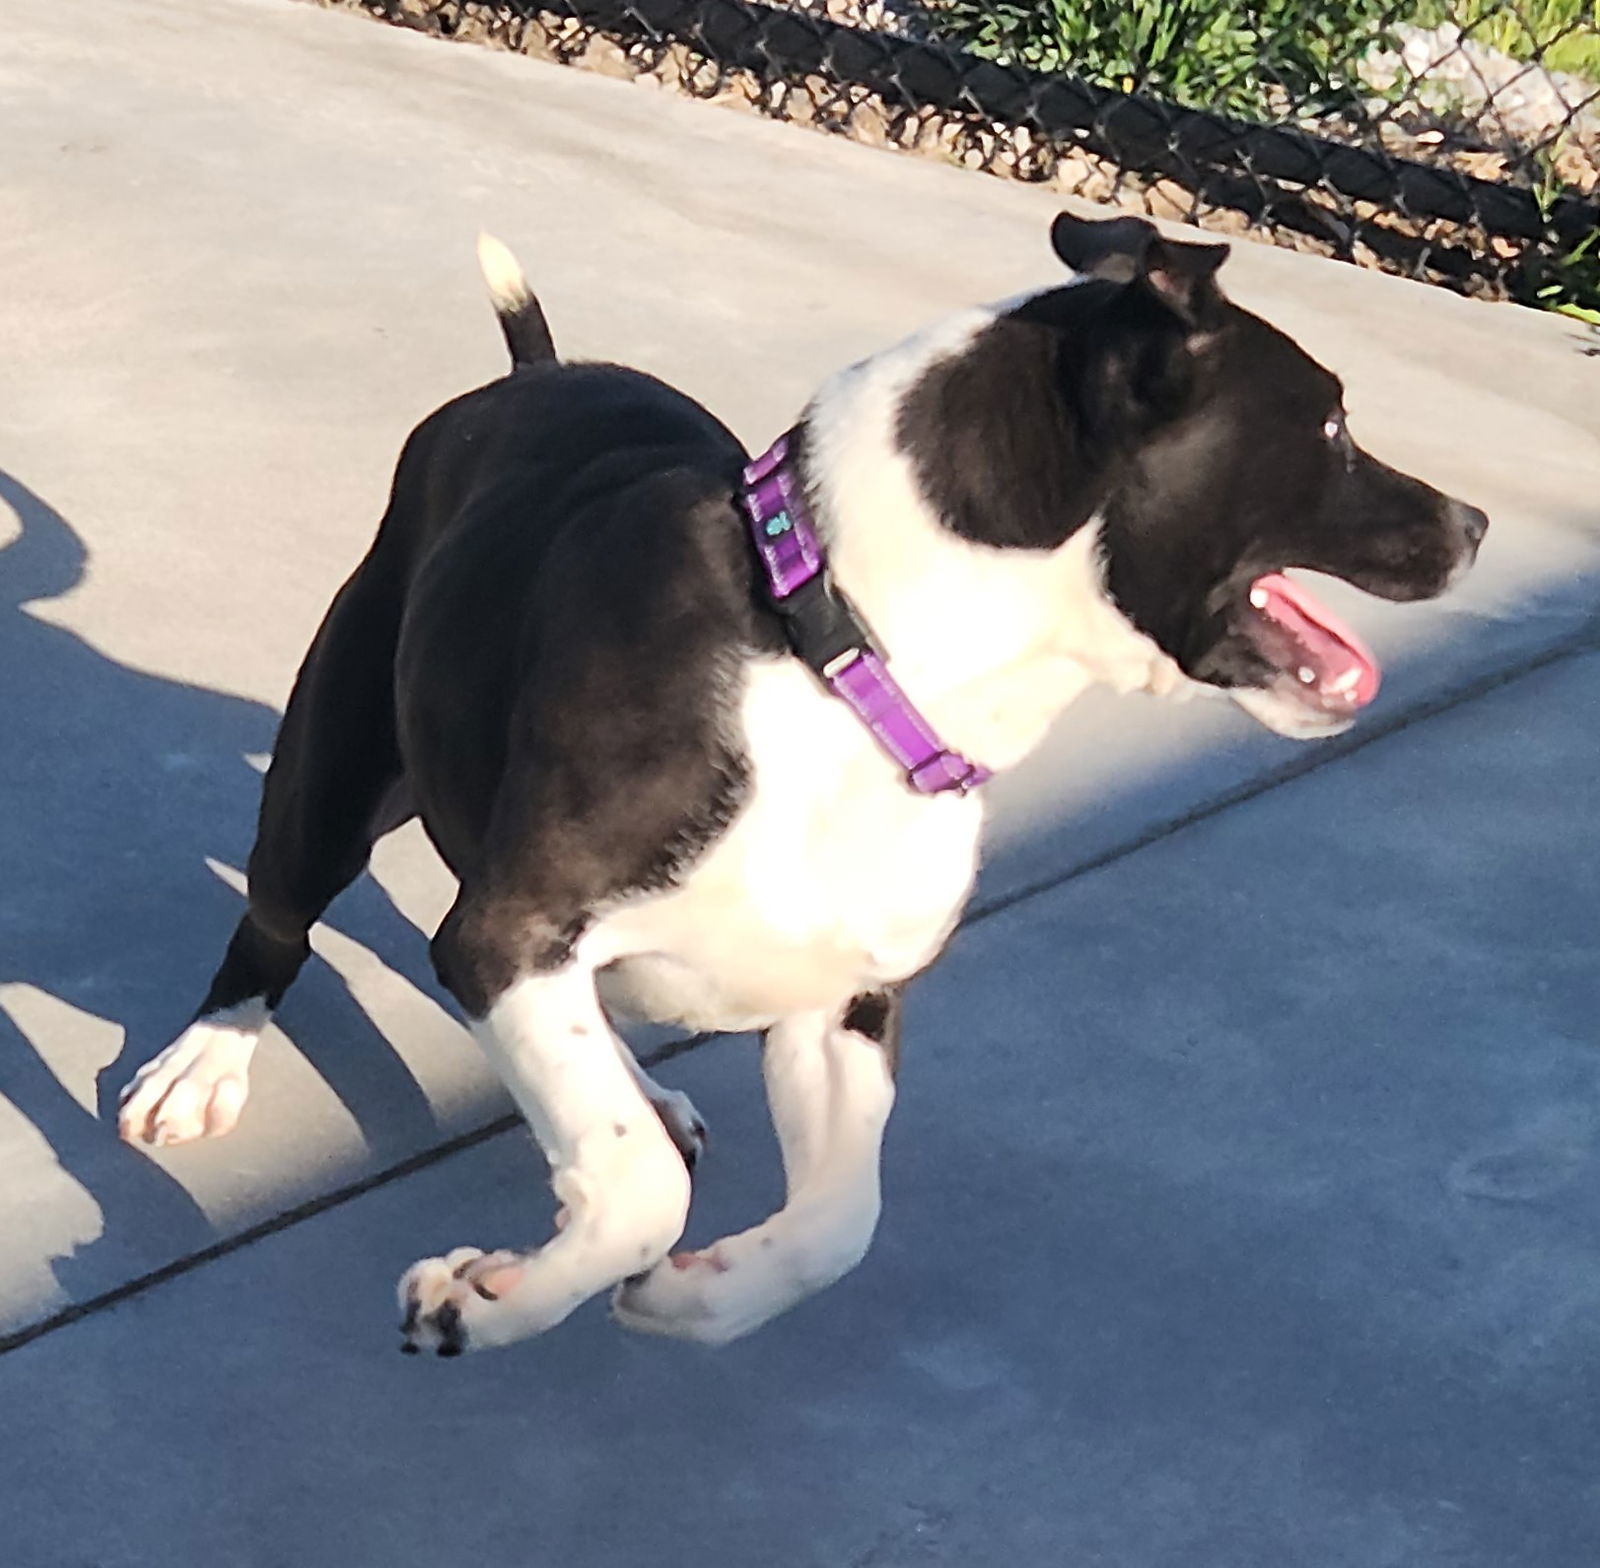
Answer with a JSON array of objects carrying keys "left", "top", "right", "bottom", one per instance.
[
  {"left": 399, "top": 928, "right": 691, "bottom": 1356},
  {"left": 611, "top": 988, "right": 900, "bottom": 1345}
]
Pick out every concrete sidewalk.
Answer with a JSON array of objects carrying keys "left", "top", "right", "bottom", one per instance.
[{"left": 1, "top": 0, "right": 1597, "bottom": 1561}]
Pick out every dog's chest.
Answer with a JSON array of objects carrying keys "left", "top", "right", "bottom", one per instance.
[{"left": 595, "top": 660, "right": 983, "bottom": 1030}]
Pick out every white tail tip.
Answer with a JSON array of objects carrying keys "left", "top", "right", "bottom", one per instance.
[{"left": 476, "top": 231, "right": 530, "bottom": 312}]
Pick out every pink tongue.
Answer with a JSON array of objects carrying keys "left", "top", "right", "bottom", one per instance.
[{"left": 1251, "top": 572, "right": 1381, "bottom": 707}]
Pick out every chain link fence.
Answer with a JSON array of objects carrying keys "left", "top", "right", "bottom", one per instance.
[{"left": 322, "top": 0, "right": 1600, "bottom": 316}]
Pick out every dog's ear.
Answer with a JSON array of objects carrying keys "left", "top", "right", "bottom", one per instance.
[
  {"left": 1049, "top": 212, "right": 1159, "bottom": 282},
  {"left": 1050, "top": 211, "right": 1229, "bottom": 328}
]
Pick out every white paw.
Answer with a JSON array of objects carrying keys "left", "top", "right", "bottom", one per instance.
[
  {"left": 398, "top": 1246, "right": 529, "bottom": 1357},
  {"left": 117, "top": 1004, "right": 266, "bottom": 1146},
  {"left": 611, "top": 1240, "right": 787, "bottom": 1346},
  {"left": 612, "top": 1204, "right": 879, "bottom": 1346}
]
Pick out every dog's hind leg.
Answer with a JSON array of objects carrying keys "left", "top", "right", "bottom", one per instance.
[
  {"left": 119, "top": 560, "right": 406, "bottom": 1147},
  {"left": 610, "top": 987, "right": 901, "bottom": 1345}
]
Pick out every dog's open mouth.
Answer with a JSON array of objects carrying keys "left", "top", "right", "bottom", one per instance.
[{"left": 1242, "top": 572, "right": 1381, "bottom": 718}]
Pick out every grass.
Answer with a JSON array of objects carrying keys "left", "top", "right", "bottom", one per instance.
[
  {"left": 1530, "top": 151, "right": 1600, "bottom": 320},
  {"left": 925, "top": 0, "right": 1396, "bottom": 116},
  {"left": 1528, "top": 226, "right": 1600, "bottom": 322},
  {"left": 926, "top": 1, "right": 1600, "bottom": 113}
]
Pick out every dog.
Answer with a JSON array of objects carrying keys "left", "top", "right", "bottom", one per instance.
[{"left": 117, "top": 211, "right": 1487, "bottom": 1354}]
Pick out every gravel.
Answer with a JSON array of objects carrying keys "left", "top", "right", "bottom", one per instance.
[{"left": 1361, "top": 22, "right": 1600, "bottom": 151}]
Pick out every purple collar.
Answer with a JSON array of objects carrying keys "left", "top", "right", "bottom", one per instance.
[{"left": 740, "top": 431, "right": 991, "bottom": 796}]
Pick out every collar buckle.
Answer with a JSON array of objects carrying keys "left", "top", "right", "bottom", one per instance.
[{"left": 769, "top": 571, "right": 880, "bottom": 680}]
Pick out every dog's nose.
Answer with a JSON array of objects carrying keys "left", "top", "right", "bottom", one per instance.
[{"left": 1451, "top": 499, "right": 1489, "bottom": 549}]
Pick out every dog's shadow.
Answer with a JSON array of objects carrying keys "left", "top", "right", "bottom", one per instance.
[{"left": 0, "top": 469, "right": 441, "bottom": 1313}]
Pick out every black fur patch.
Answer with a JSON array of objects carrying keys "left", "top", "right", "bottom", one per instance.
[
  {"left": 433, "top": 1300, "right": 465, "bottom": 1357},
  {"left": 843, "top": 986, "right": 905, "bottom": 1077},
  {"left": 894, "top": 294, "right": 1111, "bottom": 551}
]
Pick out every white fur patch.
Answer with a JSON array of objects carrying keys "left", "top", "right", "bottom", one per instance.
[
  {"left": 596, "top": 655, "right": 982, "bottom": 1034},
  {"left": 117, "top": 999, "right": 267, "bottom": 1146},
  {"left": 475, "top": 231, "right": 531, "bottom": 315}
]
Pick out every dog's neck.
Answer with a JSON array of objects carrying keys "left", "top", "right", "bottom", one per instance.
[{"left": 799, "top": 300, "right": 1190, "bottom": 772}]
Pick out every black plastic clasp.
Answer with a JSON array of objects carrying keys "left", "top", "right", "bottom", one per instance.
[{"left": 772, "top": 572, "right": 881, "bottom": 678}]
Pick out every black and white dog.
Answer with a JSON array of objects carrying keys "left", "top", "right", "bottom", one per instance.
[{"left": 118, "top": 212, "right": 1486, "bottom": 1354}]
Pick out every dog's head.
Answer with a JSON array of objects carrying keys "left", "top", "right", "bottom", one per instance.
[{"left": 1042, "top": 212, "right": 1487, "bottom": 738}]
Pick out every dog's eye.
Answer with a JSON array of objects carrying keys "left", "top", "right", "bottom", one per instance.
[{"left": 1322, "top": 413, "right": 1345, "bottom": 442}]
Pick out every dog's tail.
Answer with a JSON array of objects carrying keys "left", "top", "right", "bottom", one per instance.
[{"left": 476, "top": 232, "right": 557, "bottom": 367}]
